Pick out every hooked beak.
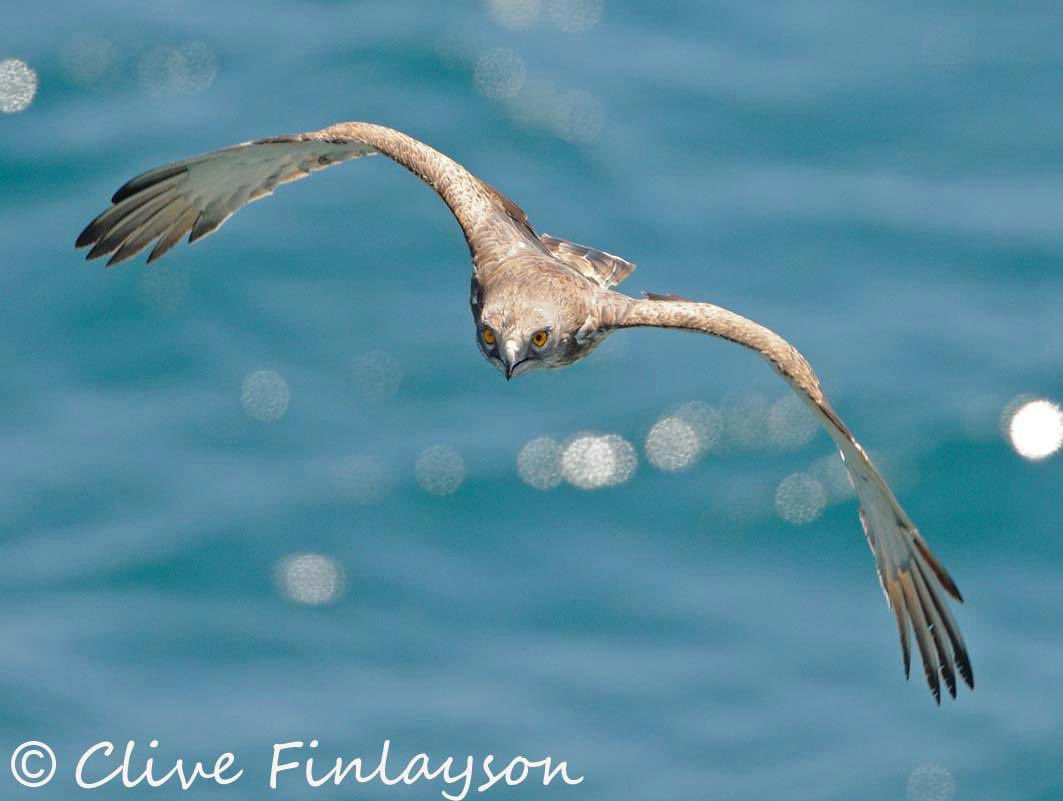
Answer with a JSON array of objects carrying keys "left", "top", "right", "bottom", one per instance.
[{"left": 503, "top": 340, "right": 521, "bottom": 381}]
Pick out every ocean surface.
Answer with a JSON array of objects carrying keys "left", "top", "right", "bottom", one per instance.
[{"left": 2, "top": 1, "right": 1062, "bottom": 799}]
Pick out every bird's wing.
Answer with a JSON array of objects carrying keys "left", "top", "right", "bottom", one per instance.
[
  {"left": 612, "top": 294, "right": 973, "bottom": 702},
  {"left": 539, "top": 234, "right": 636, "bottom": 288},
  {"left": 76, "top": 122, "right": 535, "bottom": 267}
]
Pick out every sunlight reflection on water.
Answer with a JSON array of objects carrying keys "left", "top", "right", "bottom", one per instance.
[
  {"left": 906, "top": 763, "right": 956, "bottom": 801},
  {"left": 1004, "top": 396, "right": 1063, "bottom": 461},
  {"left": 517, "top": 436, "right": 564, "bottom": 490},
  {"left": 240, "top": 369, "right": 290, "bottom": 422},
  {"left": 774, "top": 472, "right": 827, "bottom": 525},
  {"left": 138, "top": 42, "right": 217, "bottom": 96},
  {"left": 561, "top": 433, "right": 637, "bottom": 489},
  {"left": 275, "top": 553, "right": 345, "bottom": 606},
  {"left": 415, "top": 445, "right": 466, "bottom": 496},
  {"left": 0, "top": 58, "right": 37, "bottom": 113},
  {"left": 473, "top": 48, "right": 526, "bottom": 99}
]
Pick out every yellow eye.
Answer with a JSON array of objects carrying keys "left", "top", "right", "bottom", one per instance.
[
  {"left": 481, "top": 328, "right": 496, "bottom": 346},
  {"left": 531, "top": 330, "right": 549, "bottom": 348}
]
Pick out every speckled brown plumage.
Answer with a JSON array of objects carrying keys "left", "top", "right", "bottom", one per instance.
[{"left": 76, "top": 121, "right": 972, "bottom": 702}]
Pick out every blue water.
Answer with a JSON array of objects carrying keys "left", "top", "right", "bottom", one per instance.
[{"left": 2, "top": 1, "right": 1062, "bottom": 799}]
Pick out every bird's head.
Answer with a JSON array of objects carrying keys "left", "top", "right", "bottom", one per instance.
[{"left": 476, "top": 298, "right": 571, "bottom": 380}]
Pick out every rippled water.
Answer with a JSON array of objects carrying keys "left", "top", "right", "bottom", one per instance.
[{"left": 2, "top": 1, "right": 1062, "bottom": 799}]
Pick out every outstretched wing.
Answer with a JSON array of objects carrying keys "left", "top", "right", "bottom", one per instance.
[
  {"left": 613, "top": 294, "right": 974, "bottom": 702},
  {"left": 76, "top": 122, "right": 533, "bottom": 267},
  {"left": 76, "top": 137, "right": 373, "bottom": 265}
]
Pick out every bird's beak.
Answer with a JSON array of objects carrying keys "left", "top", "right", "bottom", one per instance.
[{"left": 503, "top": 340, "right": 520, "bottom": 381}]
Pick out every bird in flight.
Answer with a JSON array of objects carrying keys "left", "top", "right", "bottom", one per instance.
[{"left": 77, "top": 121, "right": 973, "bottom": 702}]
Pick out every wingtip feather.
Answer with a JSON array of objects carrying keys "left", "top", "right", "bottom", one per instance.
[
  {"left": 111, "top": 163, "right": 186, "bottom": 204},
  {"left": 912, "top": 531, "right": 964, "bottom": 602},
  {"left": 885, "top": 578, "right": 912, "bottom": 681},
  {"left": 898, "top": 571, "right": 942, "bottom": 702},
  {"left": 75, "top": 223, "right": 97, "bottom": 249}
]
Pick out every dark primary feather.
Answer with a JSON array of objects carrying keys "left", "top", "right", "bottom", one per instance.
[
  {"left": 107, "top": 201, "right": 186, "bottom": 266},
  {"left": 148, "top": 207, "right": 201, "bottom": 263},
  {"left": 912, "top": 530, "right": 964, "bottom": 602},
  {"left": 884, "top": 576, "right": 912, "bottom": 679},
  {"left": 112, "top": 162, "right": 186, "bottom": 204}
]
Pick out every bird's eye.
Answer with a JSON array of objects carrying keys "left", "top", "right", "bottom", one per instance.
[
  {"left": 481, "top": 328, "right": 496, "bottom": 346},
  {"left": 531, "top": 330, "right": 549, "bottom": 348}
]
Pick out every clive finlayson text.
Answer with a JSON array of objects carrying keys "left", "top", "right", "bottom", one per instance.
[{"left": 14, "top": 738, "right": 584, "bottom": 799}]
